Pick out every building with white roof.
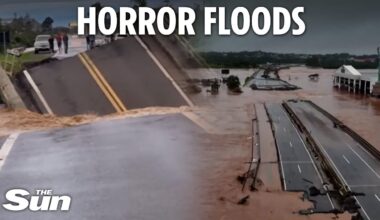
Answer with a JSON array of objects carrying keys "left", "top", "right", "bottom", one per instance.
[{"left": 333, "top": 65, "right": 378, "bottom": 94}]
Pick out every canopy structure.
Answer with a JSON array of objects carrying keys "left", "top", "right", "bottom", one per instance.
[{"left": 333, "top": 65, "right": 377, "bottom": 95}]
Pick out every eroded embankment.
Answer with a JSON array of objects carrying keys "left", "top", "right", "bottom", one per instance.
[{"left": 0, "top": 106, "right": 191, "bottom": 137}]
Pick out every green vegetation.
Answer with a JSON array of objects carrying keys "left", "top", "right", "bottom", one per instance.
[
  {"left": 305, "top": 54, "right": 378, "bottom": 69},
  {"left": 41, "top": 17, "right": 54, "bottom": 33},
  {"left": 131, "top": 0, "right": 147, "bottom": 7},
  {"left": 0, "top": 15, "right": 70, "bottom": 52},
  {"left": 0, "top": 15, "right": 43, "bottom": 49},
  {"left": 0, "top": 52, "right": 51, "bottom": 74},
  {"left": 200, "top": 51, "right": 378, "bottom": 69},
  {"left": 226, "top": 75, "right": 241, "bottom": 91}
]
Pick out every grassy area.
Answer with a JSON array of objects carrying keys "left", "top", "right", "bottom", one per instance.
[{"left": 0, "top": 52, "right": 52, "bottom": 74}]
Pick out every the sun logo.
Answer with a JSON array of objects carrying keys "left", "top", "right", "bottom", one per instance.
[{"left": 2, "top": 189, "right": 71, "bottom": 211}]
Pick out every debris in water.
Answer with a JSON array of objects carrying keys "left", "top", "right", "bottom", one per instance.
[{"left": 237, "top": 195, "right": 250, "bottom": 205}]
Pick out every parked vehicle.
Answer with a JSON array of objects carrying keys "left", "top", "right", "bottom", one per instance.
[
  {"left": 34, "top": 35, "right": 51, "bottom": 54},
  {"left": 94, "top": 35, "right": 107, "bottom": 47}
]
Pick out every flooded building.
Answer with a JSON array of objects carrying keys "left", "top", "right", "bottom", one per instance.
[{"left": 333, "top": 65, "right": 377, "bottom": 95}]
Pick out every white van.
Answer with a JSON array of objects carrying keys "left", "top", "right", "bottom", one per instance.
[{"left": 34, "top": 35, "right": 51, "bottom": 54}]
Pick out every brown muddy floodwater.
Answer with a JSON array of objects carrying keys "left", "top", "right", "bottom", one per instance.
[
  {"left": 189, "top": 67, "right": 380, "bottom": 151},
  {"left": 185, "top": 67, "right": 361, "bottom": 220},
  {"left": 0, "top": 67, "right": 371, "bottom": 220}
]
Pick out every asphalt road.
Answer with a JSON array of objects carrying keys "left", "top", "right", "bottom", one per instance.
[
  {"left": 247, "top": 70, "right": 298, "bottom": 90},
  {"left": 25, "top": 56, "right": 115, "bottom": 115},
  {"left": 266, "top": 103, "right": 334, "bottom": 212},
  {"left": 86, "top": 36, "right": 187, "bottom": 109},
  {"left": 288, "top": 100, "right": 380, "bottom": 220},
  {"left": 22, "top": 36, "right": 188, "bottom": 116},
  {"left": 0, "top": 114, "right": 204, "bottom": 220}
]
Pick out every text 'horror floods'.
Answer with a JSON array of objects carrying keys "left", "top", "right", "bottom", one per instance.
[{"left": 77, "top": 6, "right": 306, "bottom": 36}]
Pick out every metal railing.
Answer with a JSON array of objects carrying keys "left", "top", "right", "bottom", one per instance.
[
  {"left": 305, "top": 100, "right": 380, "bottom": 161},
  {"left": 242, "top": 104, "right": 261, "bottom": 191}
]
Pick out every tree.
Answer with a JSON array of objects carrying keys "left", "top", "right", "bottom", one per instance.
[
  {"left": 131, "top": 0, "right": 147, "bottom": 7},
  {"left": 226, "top": 75, "right": 241, "bottom": 91},
  {"left": 41, "top": 17, "right": 54, "bottom": 33},
  {"left": 305, "top": 56, "right": 320, "bottom": 67},
  {"left": 163, "top": 0, "right": 171, "bottom": 6}
]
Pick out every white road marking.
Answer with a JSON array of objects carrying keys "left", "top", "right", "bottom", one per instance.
[
  {"left": 269, "top": 108, "right": 287, "bottom": 190},
  {"left": 283, "top": 127, "right": 287, "bottom": 132},
  {"left": 313, "top": 135, "right": 371, "bottom": 220},
  {"left": 279, "top": 107, "right": 335, "bottom": 208},
  {"left": 375, "top": 194, "right": 380, "bottom": 202},
  {"left": 342, "top": 155, "right": 351, "bottom": 164},
  {"left": 23, "top": 70, "right": 54, "bottom": 115},
  {"left": 345, "top": 143, "right": 380, "bottom": 179},
  {"left": 134, "top": 36, "right": 194, "bottom": 107},
  {"left": 289, "top": 141, "right": 293, "bottom": 148},
  {"left": 297, "top": 164, "right": 302, "bottom": 173},
  {"left": 0, "top": 133, "right": 20, "bottom": 170},
  {"left": 282, "top": 107, "right": 336, "bottom": 209},
  {"left": 304, "top": 116, "right": 373, "bottom": 220},
  {"left": 290, "top": 104, "right": 370, "bottom": 218}
]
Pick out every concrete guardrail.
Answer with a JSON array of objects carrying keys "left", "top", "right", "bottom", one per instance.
[{"left": 0, "top": 66, "right": 26, "bottom": 110}]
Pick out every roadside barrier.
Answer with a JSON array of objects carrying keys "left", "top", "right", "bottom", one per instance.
[
  {"left": 0, "top": 66, "right": 25, "bottom": 110},
  {"left": 242, "top": 105, "right": 261, "bottom": 191}
]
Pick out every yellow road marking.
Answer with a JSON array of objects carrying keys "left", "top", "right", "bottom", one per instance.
[
  {"left": 81, "top": 53, "right": 127, "bottom": 112},
  {"left": 78, "top": 53, "right": 127, "bottom": 113}
]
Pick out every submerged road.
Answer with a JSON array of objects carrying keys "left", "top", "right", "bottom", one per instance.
[
  {"left": 0, "top": 114, "right": 204, "bottom": 220},
  {"left": 266, "top": 103, "right": 334, "bottom": 212},
  {"left": 288, "top": 101, "right": 380, "bottom": 220},
  {"left": 21, "top": 36, "right": 189, "bottom": 116}
]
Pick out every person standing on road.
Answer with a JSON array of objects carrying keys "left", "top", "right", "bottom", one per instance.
[
  {"left": 48, "top": 35, "right": 55, "bottom": 53},
  {"left": 63, "top": 33, "right": 69, "bottom": 54},
  {"left": 56, "top": 33, "right": 63, "bottom": 53},
  {"left": 86, "top": 35, "right": 90, "bottom": 50},
  {"left": 89, "top": 35, "right": 95, "bottom": 50}
]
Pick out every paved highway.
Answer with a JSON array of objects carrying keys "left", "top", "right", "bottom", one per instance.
[
  {"left": 266, "top": 103, "right": 334, "bottom": 212},
  {"left": 21, "top": 36, "right": 189, "bottom": 116},
  {"left": 0, "top": 114, "right": 204, "bottom": 220},
  {"left": 288, "top": 100, "right": 380, "bottom": 220},
  {"left": 86, "top": 36, "right": 189, "bottom": 109}
]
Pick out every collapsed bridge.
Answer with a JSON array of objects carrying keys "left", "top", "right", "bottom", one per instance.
[{"left": 267, "top": 100, "right": 380, "bottom": 220}]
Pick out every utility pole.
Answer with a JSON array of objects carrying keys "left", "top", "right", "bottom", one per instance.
[
  {"left": 378, "top": 47, "right": 380, "bottom": 82},
  {"left": 372, "top": 47, "right": 380, "bottom": 96},
  {"left": 2, "top": 31, "right": 6, "bottom": 53}
]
